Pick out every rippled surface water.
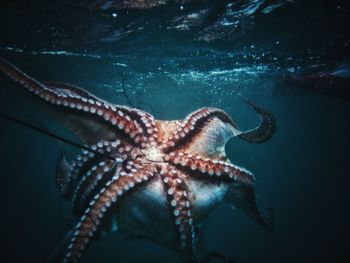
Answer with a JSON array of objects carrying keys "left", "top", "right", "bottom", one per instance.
[{"left": 0, "top": 1, "right": 349, "bottom": 262}]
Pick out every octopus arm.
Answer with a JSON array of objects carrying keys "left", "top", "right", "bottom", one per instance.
[
  {"left": 59, "top": 164, "right": 156, "bottom": 263},
  {"left": 162, "top": 108, "right": 242, "bottom": 158},
  {"left": 56, "top": 139, "right": 123, "bottom": 200},
  {"left": 162, "top": 99, "right": 275, "bottom": 158},
  {"left": 238, "top": 97, "right": 276, "bottom": 143},
  {"left": 44, "top": 81, "right": 159, "bottom": 144},
  {"left": 166, "top": 151, "right": 255, "bottom": 186},
  {"left": 71, "top": 156, "right": 120, "bottom": 216},
  {"left": 161, "top": 167, "right": 197, "bottom": 263},
  {"left": 0, "top": 57, "right": 155, "bottom": 146},
  {"left": 55, "top": 138, "right": 131, "bottom": 213},
  {"left": 224, "top": 184, "right": 273, "bottom": 231},
  {"left": 43, "top": 81, "right": 103, "bottom": 101},
  {"left": 166, "top": 152, "right": 272, "bottom": 230}
]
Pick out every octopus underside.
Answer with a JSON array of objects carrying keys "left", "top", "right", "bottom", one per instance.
[{"left": 0, "top": 57, "right": 275, "bottom": 263}]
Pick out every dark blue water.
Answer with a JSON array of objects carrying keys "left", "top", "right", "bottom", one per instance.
[{"left": 0, "top": 1, "right": 349, "bottom": 262}]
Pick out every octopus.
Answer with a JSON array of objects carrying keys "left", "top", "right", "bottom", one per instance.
[{"left": 0, "top": 57, "right": 275, "bottom": 263}]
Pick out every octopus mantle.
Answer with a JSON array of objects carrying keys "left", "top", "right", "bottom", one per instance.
[{"left": 0, "top": 57, "right": 275, "bottom": 263}]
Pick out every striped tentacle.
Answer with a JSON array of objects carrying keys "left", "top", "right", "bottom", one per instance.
[
  {"left": 72, "top": 147, "right": 144, "bottom": 215},
  {"left": 71, "top": 159, "right": 118, "bottom": 215},
  {"left": 161, "top": 108, "right": 237, "bottom": 153},
  {"left": 119, "top": 107, "right": 158, "bottom": 146},
  {"left": 161, "top": 167, "right": 196, "bottom": 263},
  {"left": 45, "top": 81, "right": 159, "bottom": 146},
  {"left": 56, "top": 147, "right": 98, "bottom": 200},
  {"left": 165, "top": 152, "right": 255, "bottom": 186},
  {"left": 56, "top": 139, "right": 123, "bottom": 200},
  {"left": 70, "top": 140, "right": 119, "bottom": 182},
  {"left": 238, "top": 97, "right": 276, "bottom": 143},
  {"left": 44, "top": 81, "right": 101, "bottom": 101},
  {"left": 62, "top": 164, "right": 155, "bottom": 263},
  {"left": 0, "top": 58, "right": 145, "bottom": 146}
]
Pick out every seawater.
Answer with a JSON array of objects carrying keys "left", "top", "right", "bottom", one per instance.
[{"left": 0, "top": 1, "right": 349, "bottom": 262}]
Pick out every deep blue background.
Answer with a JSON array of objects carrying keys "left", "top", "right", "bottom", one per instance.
[{"left": 0, "top": 1, "right": 349, "bottom": 262}]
